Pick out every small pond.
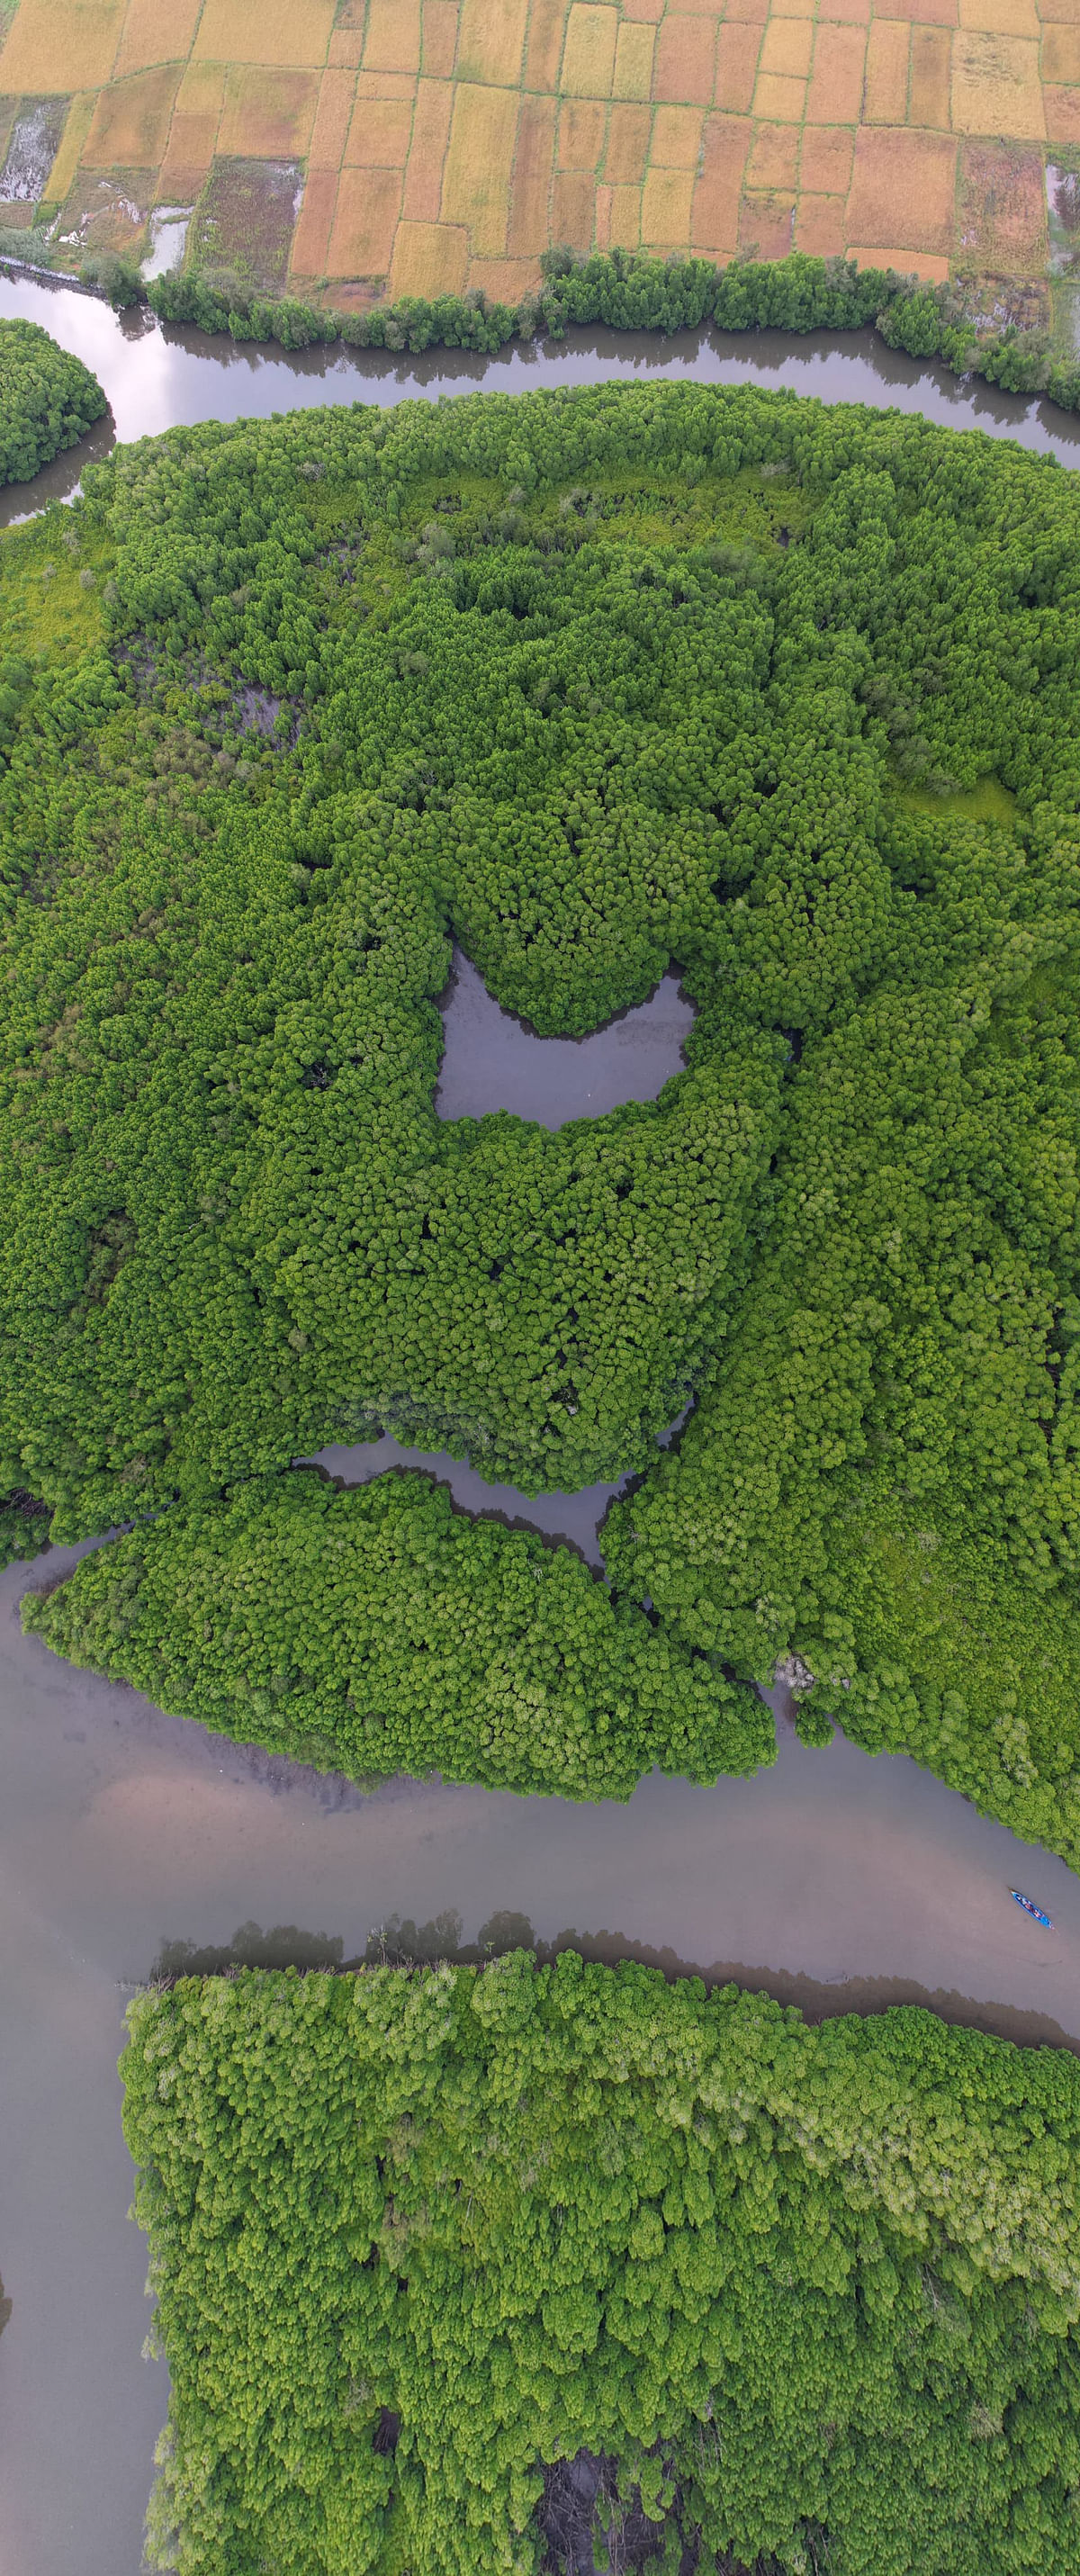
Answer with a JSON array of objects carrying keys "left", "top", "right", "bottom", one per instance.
[{"left": 436, "top": 948, "right": 695, "bottom": 1130}]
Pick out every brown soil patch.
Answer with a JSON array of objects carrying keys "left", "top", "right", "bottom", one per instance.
[
  {"left": 806, "top": 21, "right": 866, "bottom": 119},
  {"left": 468, "top": 253, "right": 536, "bottom": 296},
  {"left": 159, "top": 111, "right": 218, "bottom": 192},
  {"left": 846, "top": 124, "right": 957, "bottom": 248},
  {"left": 608, "top": 179, "right": 641, "bottom": 243},
  {"left": 507, "top": 92, "right": 555, "bottom": 251},
  {"left": 421, "top": 0, "right": 459, "bottom": 77},
  {"left": 194, "top": 0, "right": 335, "bottom": 68},
  {"left": 752, "top": 69, "right": 807, "bottom": 116},
  {"left": 848, "top": 240, "right": 950, "bottom": 274},
  {"left": 290, "top": 165, "right": 338, "bottom": 273},
  {"left": 558, "top": 95, "right": 606, "bottom": 167},
  {"left": 218, "top": 68, "right": 319, "bottom": 159},
  {"left": 863, "top": 20, "right": 910, "bottom": 119},
  {"left": 820, "top": 0, "right": 869, "bottom": 21},
  {"left": 909, "top": 23, "right": 951, "bottom": 121},
  {"left": 400, "top": 77, "right": 454, "bottom": 219},
  {"left": 640, "top": 163, "right": 694, "bottom": 238},
  {"left": 604, "top": 100, "right": 650, "bottom": 181},
  {"left": 758, "top": 15, "right": 814, "bottom": 74},
  {"left": 82, "top": 62, "right": 177, "bottom": 167},
  {"left": 878, "top": 0, "right": 955, "bottom": 19},
  {"left": 440, "top": 79, "right": 518, "bottom": 252},
  {"left": 799, "top": 122, "right": 854, "bottom": 190},
  {"left": 962, "top": 0, "right": 1039, "bottom": 24},
  {"left": 747, "top": 119, "right": 798, "bottom": 186},
  {"left": 114, "top": 0, "right": 201, "bottom": 77},
  {"left": 0, "top": 0, "right": 122, "bottom": 93},
  {"left": 794, "top": 189, "right": 846, "bottom": 250},
  {"left": 956, "top": 140, "right": 1046, "bottom": 266},
  {"left": 525, "top": 0, "right": 570, "bottom": 88},
  {"left": 58, "top": 164, "right": 148, "bottom": 251},
  {"left": 1046, "top": 84, "right": 1080, "bottom": 139},
  {"left": 346, "top": 97, "right": 413, "bottom": 164},
  {"left": 738, "top": 185, "right": 795, "bottom": 253},
  {"left": 356, "top": 71, "right": 417, "bottom": 97},
  {"left": 455, "top": 0, "right": 529, "bottom": 86},
  {"left": 652, "top": 13, "right": 717, "bottom": 99},
  {"left": 561, "top": 5, "right": 618, "bottom": 95},
  {"left": 622, "top": 0, "right": 663, "bottom": 18},
  {"left": 612, "top": 21, "right": 654, "bottom": 95},
  {"left": 364, "top": 0, "right": 421, "bottom": 75},
  {"left": 328, "top": 32, "right": 364, "bottom": 67},
  {"left": 0, "top": 197, "right": 35, "bottom": 225},
  {"left": 551, "top": 166, "right": 595, "bottom": 240},
  {"left": 327, "top": 159, "right": 401, "bottom": 272},
  {"left": 715, "top": 19, "right": 762, "bottom": 108},
  {"left": 951, "top": 28, "right": 1046, "bottom": 130},
  {"left": 309, "top": 68, "right": 356, "bottom": 167},
  {"left": 651, "top": 103, "right": 704, "bottom": 164},
  {"left": 1042, "top": 21, "right": 1080, "bottom": 76},
  {"left": 390, "top": 214, "right": 468, "bottom": 293}
]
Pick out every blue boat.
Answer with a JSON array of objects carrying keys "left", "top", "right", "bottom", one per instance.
[{"left": 1011, "top": 1888, "right": 1054, "bottom": 1929}]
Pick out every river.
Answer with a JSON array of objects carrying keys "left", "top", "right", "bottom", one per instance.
[{"left": 2, "top": 267, "right": 1080, "bottom": 2576}]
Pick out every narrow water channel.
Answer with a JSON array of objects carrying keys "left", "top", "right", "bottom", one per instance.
[
  {"left": 2, "top": 1537, "right": 1079, "bottom": 2576},
  {"left": 4, "top": 265, "right": 1080, "bottom": 535},
  {"left": 3, "top": 261, "right": 1080, "bottom": 2576}
]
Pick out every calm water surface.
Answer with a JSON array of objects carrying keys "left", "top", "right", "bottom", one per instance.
[
  {"left": 436, "top": 949, "right": 695, "bottom": 1130},
  {"left": 2, "top": 263, "right": 1080, "bottom": 2576},
  {"left": 3, "top": 266, "right": 1080, "bottom": 532}
]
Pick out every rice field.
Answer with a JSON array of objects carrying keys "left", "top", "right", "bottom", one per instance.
[{"left": 0, "top": 0, "right": 1074, "bottom": 316}]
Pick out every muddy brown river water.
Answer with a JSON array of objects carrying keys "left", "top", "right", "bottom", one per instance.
[{"left": 3, "top": 270, "right": 1080, "bottom": 2576}]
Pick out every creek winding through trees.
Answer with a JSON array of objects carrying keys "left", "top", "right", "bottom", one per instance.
[{"left": 1, "top": 275, "right": 1080, "bottom": 2576}]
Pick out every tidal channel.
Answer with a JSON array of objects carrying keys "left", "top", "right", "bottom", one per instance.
[{"left": 2, "top": 262, "right": 1080, "bottom": 2576}]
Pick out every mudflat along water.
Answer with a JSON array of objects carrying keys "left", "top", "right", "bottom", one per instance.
[{"left": 1, "top": 270, "right": 1079, "bottom": 2576}]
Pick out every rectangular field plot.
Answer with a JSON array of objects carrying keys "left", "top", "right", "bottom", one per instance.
[
  {"left": 189, "top": 153, "right": 301, "bottom": 282},
  {"left": 561, "top": 4, "right": 618, "bottom": 94},
  {"left": 114, "top": 0, "right": 201, "bottom": 77},
  {"left": 82, "top": 63, "right": 177, "bottom": 166},
  {"left": 328, "top": 160, "right": 402, "bottom": 272},
  {"left": 218, "top": 67, "right": 319, "bottom": 159},
  {"left": 194, "top": 0, "right": 335, "bottom": 68},
  {"left": 0, "top": 0, "right": 122, "bottom": 92},
  {"left": 455, "top": 0, "right": 530, "bottom": 86},
  {"left": 440, "top": 79, "right": 518, "bottom": 253}
]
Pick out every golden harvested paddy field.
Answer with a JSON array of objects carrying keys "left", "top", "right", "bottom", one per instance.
[{"left": 0, "top": 0, "right": 1076, "bottom": 306}]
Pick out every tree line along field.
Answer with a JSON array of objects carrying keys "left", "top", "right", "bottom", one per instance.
[{"left": 0, "top": 0, "right": 1076, "bottom": 320}]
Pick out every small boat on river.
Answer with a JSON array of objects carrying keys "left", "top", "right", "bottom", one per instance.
[{"left": 1011, "top": 1888, "right": 1054, "bottom": 1929}]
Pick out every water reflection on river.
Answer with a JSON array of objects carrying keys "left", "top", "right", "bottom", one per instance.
[{"left": 3, "top": 264, "right": 1080, "bottom": 533}]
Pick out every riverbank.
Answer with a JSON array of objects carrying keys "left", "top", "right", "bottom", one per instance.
[
  {"left": 3, "top": 263, "right": 1080, "bottom": 536},
  {"left": 2, "top": 1530, "right": 1078, "bottom": 2576}
]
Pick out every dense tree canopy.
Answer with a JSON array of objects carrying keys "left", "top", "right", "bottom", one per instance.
[
  {"left": 5, "top": 381, "right": 1080, "bottom": 1843},
  {"left": 122, "top": 1957, "right": 1080, "bottom": 2575},
  {"left": 0, "top": 317, "right": 106, "bottom": 490}
]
